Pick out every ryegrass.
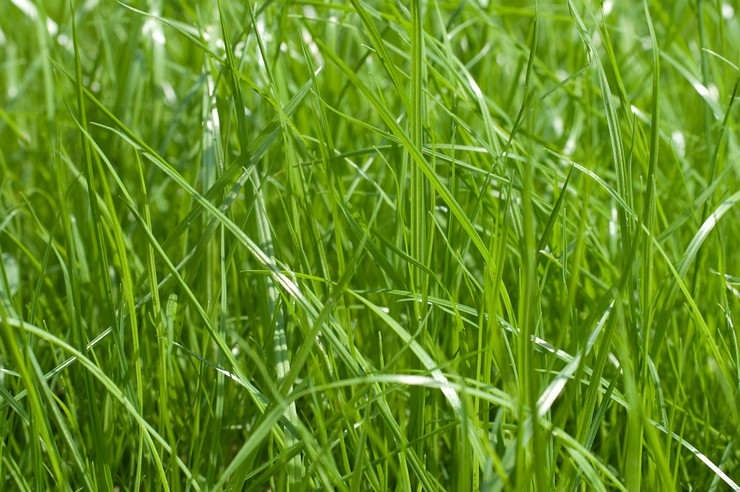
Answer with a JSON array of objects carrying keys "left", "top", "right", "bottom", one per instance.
[{"left": 1, "top": 0, "right": 739, "bottom": 490}]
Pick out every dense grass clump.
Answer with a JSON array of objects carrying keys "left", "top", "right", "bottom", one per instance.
[{"left": 1, "top": 0, "right": 739, "bottom": 490}]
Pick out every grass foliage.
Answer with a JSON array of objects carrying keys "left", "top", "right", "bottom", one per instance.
[{"left": 1, "top": 0, "right": 739, "bottom": 490}]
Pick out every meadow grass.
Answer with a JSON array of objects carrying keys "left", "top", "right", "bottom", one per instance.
[{"left": 1, "top": 0, "right": 739, "bottom": 490}]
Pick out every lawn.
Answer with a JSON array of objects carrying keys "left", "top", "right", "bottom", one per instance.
[{"left": 1, "top": 0, "right": 739, "bottom": 490}]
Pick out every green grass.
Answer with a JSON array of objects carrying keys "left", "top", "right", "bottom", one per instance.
[{"left": 1, "top": 0, "right": 739, "bottom": 490}]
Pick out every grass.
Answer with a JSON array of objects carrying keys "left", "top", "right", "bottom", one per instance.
[{"left": 1, "top": 0, "right": 739, "bottom": 490}]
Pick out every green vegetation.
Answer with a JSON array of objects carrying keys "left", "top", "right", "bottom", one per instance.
[{"left": 1, "top": 0, "right": 739, "bottom": 490}]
